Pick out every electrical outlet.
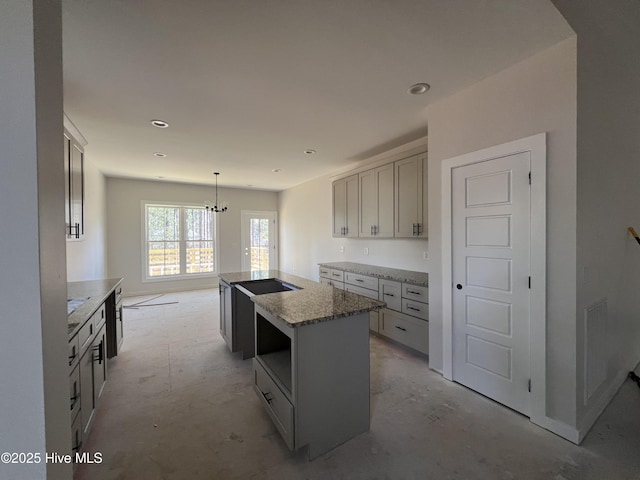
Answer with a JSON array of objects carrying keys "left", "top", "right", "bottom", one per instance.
[
  {"left": 339, "top": 245, "right": 344, "bottom": 253},
  {"left": 364, "top": 247, "right": 369, "bottom": 255},
  {"left": 423, "top": 251, "right": 428, "bottom": 260}
]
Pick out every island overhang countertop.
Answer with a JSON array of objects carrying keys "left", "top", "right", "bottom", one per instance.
[{"left": 219, "top": 270, "right": 384, "bottom": 328}]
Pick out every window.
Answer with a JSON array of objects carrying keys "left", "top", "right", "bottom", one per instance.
[{"left": 145, "top": 203, "right": 215, "bottom": 279}]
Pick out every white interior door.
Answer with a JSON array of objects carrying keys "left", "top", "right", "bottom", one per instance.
[
  {"left": 241, "top": 211, "right": 277, "bottom": 271},
  {"left": 451, "top": 152, "right": 531, "bottom": 416}
]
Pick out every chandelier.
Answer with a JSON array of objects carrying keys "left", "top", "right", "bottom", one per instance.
[{"left": 205, "top": 172, "right": 228, "bottom": 213}]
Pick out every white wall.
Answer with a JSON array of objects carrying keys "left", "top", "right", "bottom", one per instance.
[
  {"left": 278, "top": 172, "right": 429, "bottom": 281},
  {"left": 551, "top": 0, "right": 640, "bottom": 438},
  {"left": 106, "top": 177, "right": 278, "bottom": 295},
  {"left": 0, "top": 1, "right": 71, "bottom": 479},
  {"left": 426, "top": 37, "right": 578, "bottom": 429},
  {"left": 66, "top": 156, "right": 107, "bottom": 281}
]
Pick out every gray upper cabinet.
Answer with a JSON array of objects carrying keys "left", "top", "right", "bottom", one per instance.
[
  {"left": 332, "top": 174, "right": 358, "bottom": 237},
  {"left": 331, "top": 150, "right": 427, "bottom": 239},
  {"left": 394, "top": 153, "right": 427, "bottom": 238},
  {"left": 359, "top": 163, "right": 394, "bottom": 238},
  {"left": 64, "top": 114, "right": 87, "bottom": 240}
]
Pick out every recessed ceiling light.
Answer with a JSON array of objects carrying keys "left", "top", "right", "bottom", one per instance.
[
  {"left": 272, "top": 169, "right": 281, "bottom": 173},
  {"left": 151, "top": 119, "right": 169, "bottom": 128},
  {"left": 153, "top": 152, "right": 167, "bottom": 157},
  {"left": 408, "top": 83, "right": 431, "bottom": 95},
  {"left": 304, "top": 149, "right": 316, "bottom": 155}
]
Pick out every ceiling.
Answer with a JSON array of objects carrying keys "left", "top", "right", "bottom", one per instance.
[{"left": 61, "top": 0, "right": 573, "bottom": 191}]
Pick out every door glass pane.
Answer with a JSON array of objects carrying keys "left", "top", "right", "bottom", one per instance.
[{"left": 250, "top": 218, "right": 270, "bottom": 271}]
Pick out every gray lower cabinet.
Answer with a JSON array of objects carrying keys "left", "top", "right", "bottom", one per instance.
[
  {"left": 319, "top": 265, "right": 429, "bottom": 354},
  {"left": 69, "top": 302, "right": 108, "bottom": 459},
  {"left": 253, "top": 305, "right": 370, "bottom": 460}
]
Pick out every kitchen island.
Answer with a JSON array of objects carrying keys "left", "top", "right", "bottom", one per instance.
[{"left": 218, "top": 270, "right": 384, "bottom": 459}]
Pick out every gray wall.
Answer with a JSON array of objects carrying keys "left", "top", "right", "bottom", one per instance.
[
  {"left": 426, "top": 37, "right": 578, "bottom": 428},
  {"left": 0, "top": 1, "right": 71, "bottom": 479},
  {"left": 552, "top": 0, "right": 640, "bottom": 436},
  {"left": 106, "top": 177, "right": 279, "bottom": 295}
]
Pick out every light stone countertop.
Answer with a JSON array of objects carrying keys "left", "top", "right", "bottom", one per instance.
[
  {"left": 318, "top": 262, "right": 428, "bottom": 287},
  {"left": 218, "top": 270, "right": 385, "bottom": 328},
  {"left": 68, "top": 278, "right": 123, "bottom": 339}
]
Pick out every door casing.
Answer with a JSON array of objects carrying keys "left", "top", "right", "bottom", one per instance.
[{"left": 441, "top": 133, "right": 546, "bottom": 426}]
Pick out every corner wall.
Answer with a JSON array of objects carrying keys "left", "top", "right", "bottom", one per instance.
[
  {"left": 426, "top": 37, "right": 578, "bottom": 429},
  {"left": 106, "top": 177, "right": 278, "bottom": 295},
  {"left": 551, "top": 0, "right": 640, "bottom": 439}
]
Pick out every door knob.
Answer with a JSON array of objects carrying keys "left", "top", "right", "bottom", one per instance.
[{"left": 456, "top": 284, "right": 462, "bottom": 290}]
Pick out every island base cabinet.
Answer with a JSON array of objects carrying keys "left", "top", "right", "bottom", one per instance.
[
  {"left": 254, "top": 361, "right": 294, "bottom": 450},
  {"left": 379, "top": 309, "right": 429, "bottom": 355},
  {"left": 254, "top": 306, "right": 371, "bottom": 460}
]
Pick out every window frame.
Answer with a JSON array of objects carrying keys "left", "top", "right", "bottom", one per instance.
[{"left": 142, "top": 201, "right": 218, "bottom": 282}]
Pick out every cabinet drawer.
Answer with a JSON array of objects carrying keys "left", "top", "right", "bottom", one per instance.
[
  {"left": 380, "top": 309, "right": 428, "bottom": 354},
  {"left": 328, "top": 269, "right": 344, "bottom": 282},
  {"left": 69, "top": 365, "right": 81, "bottom": 423},
  {"left": 379, "top": 279, "right": 401, "bottom": 311},
  {"left": 94, "top": 304, "right": 106, "bottom": 331},
  {"left": 345, "top": 272, "right": 378, "bottom": 291},
  {"left": 402, "top": 299, "right": 429, "bottom": 321},
  {"left": 333, "top": 281, "right": 345, "bottom": 290},
  {"left": 254, "top": 361, "right": 294, "bottom": 450},
  {"left": 319, "top": 267, "right": 331, "bottom": 279},
  {"left": 402, "top": 284, "right": 429, "bottom": 303},
  {"left": 68, "top": 335, "right": 79, "bottom": 370},
  {"left": 345, "top": 284, "right": 378, "bottom": 300},
  {"left": 77, "top": 318, "right": 95, "bottom": 354}
]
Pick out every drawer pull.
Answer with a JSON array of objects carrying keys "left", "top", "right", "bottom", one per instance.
[
  {"left": 261, "top": 391, "right": 273, "bottom": 404},
  {"left": 68, "top": 352, "right": 77, "bottom": 366},
  {"left": 355, "top": 279, "right": 364, "bottom": 283},
  {"left": 395, "top": 326, "right": 407, "bottom": 332},
  {"left": 72, "top": 440, "right": 82, "bottom": 453},
  {"left": 407, "top": 289, "right": 422, "bottom": 295},
  {"left": 70, "top": 394, "right": 78, "bottom": 411},
  {"left": 407, "top": 306, "right": 420, "bottom": 312},
  {"left": 384, "top": 293, "right": 395, "bottom": 297},
  {"left": 332, "top": 273, "right": 341, "bottom": 277}
]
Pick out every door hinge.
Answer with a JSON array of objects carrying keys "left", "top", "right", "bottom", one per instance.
[
  {"left": 528, "top": 172, "right": 531, "bottom": 184},
  {"left": 528, "top": 276, "right": 531, "bottom": 289},
  {"left": 528, "top": 379, "right": 531, "bottom": 392}
]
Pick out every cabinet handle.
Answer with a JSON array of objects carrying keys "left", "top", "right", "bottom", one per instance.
[
  {"left": 407, "top": 290, "right": 422, "bottom": 295},
  {"left": 412, "top": 223, "right": 417, "bottom": 236},
  {"left": 395, "top": 326, "right": 407, "bottom": 332},
  {"left": 261, "top": 391, "right": 273, "bottom": 404},
  {"left": 417, "top": 223, "right": 422, "bottom": 235},
  {"left": 72, "top": 440, "right": 82, "bottom": 453},
  {"left": 70, "top": 394, "right": 78, "bottom": 411},
  {"left": 355, "top": 279, "right": 364, "bottom": 283},
  {"left": 93, "top": 341, "right": 104, "bottom": 365},
  {"left": 407, "top": 306, "right": 420, "bottom": 312},
  {"left": 68, "top": 348, "right": 77, "bottom": 366},
  {"left": 344, "top": 226, "right": 348, "bottom": 235},
  {"left": 384, "top": 293, "right": 395, "bottom": 297},
  {"left": 332, "top": 273, "right": 341, "bottom": 277},
  {"left": 370, "top": 225, "right": 373, "bottom": 235}
]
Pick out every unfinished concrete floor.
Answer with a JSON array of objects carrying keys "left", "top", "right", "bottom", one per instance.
[{"left": 76, "top": 289, "right": 640, "bottom": 480}]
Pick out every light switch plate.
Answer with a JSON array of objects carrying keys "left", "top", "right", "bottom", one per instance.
[{"left": 364, "top": 247, "right": 369, "bottom": 255}]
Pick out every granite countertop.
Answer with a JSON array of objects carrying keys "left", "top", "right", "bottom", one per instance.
[
  {"left": 68, "top": 278, "right": 123, "bottom": 339},
  {"left": 318, "top": 262, "right": 428, "bottom": 287},
  {"left": 219, "top": 270, "right": 384, "bottom": 328}
]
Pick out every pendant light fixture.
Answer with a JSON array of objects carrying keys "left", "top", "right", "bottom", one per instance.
[{"left": 205, "top": 172, "right": 228, "bottom": 213}]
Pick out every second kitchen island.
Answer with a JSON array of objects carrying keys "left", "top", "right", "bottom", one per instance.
[{"left": 219, "top": 270, "right": 384, "bottom": 460}]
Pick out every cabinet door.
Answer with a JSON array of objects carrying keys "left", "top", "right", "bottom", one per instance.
[
  {"left": 79, "top": 347, "right": 94, "bottom": 437},
  {"left": 92, "top": 324, "right": 107, "bottom": 401},
  {"left": 376, "top": 163, "right": 394, "bottom": 237},
  {"left": 344, "top": 174, "right": 359, "bottom": 237},
  {"left": 70, "top": 142, "right": 84, "bottom": 238},
  {"left": 395, "top": 154, "right": 425, "bottom": 237},
  {"left": 359, "top": 169, "right": 376, "bottom": 237},
  {"left": 332, "top": 178, "right": 347, "bottom": 236},
  {"left": 64, "top": 134, "right": 72, "bottom": 236}
]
